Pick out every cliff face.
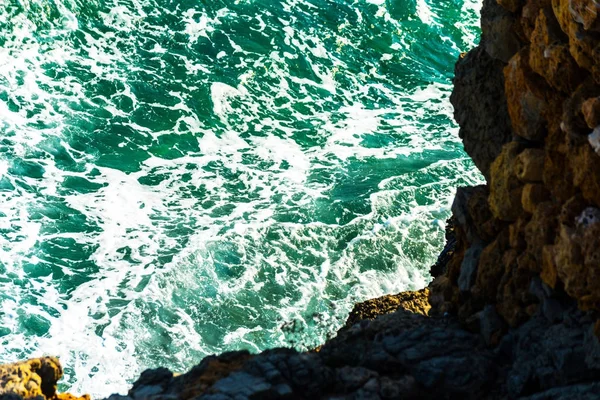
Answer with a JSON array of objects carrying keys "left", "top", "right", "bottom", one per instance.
[
  {"left": 434, "top": 0, "right": 600, "bottom": 333},
  {"left": 4, "top": 1, "right": 600, "bottom": 399}
]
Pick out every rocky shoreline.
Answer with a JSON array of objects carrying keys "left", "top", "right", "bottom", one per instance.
[{"left": 4, "top": 0, "right": 600, "bottom": 398}]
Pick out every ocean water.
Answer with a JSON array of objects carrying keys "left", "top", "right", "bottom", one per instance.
[{"left": 0, "top": 0, "right": 482, "bottom": 396}]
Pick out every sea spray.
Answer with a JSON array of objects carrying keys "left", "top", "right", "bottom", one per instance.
[{"left": 0, "top": 0, "right": 482, "bottom": 396}]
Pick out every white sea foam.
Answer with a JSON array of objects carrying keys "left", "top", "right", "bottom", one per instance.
[{"left": 0, "top": 0, "right": 484, "bottom": 397}]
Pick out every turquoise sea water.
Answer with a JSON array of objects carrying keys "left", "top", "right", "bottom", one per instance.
[{"left": 0, "top": 0, "right": 482, "bottom": 396}]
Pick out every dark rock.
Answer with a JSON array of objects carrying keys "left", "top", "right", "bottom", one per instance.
[
  {"left": 480, "top": 305, "right": 508, "bottom": 346},
  {"left": 450, "top": 47, "right": 513, "bottom": 180},
  {"left": 481, "top": 0, "right": 523, "bottom": 62},
  {"left": 458, "top": 240, "right": 483, "bottom": 291},
  {"left": 519, "top": 382, "right": 600, "bottom": 400}
]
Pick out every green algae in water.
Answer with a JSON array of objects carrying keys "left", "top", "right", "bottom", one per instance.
[{"left": 0, "top": 0, "right": 483, "bottom": 396}]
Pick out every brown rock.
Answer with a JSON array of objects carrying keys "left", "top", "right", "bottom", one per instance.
[
  {"left": 569, "top": 0, "right": 600, "bottom": 31},
  {"left": 524, "top": 201, "right": 560, "bottom": 266},
  {"left": 515, "top": 148, "right": 545, "bottom": 182},
  {"left": 552, "top": 0, "right": 597, "bottom": 70},
  {"left": 541, "top": 244, "right": 559, "bottom": 287},
  {"left": 345, "top": 289, "right": 431, "bottom": 328},
  {"left": 572, "top": 143, "right": 600, "bottom": 207},
  {"left": 473, "top": 231, "right": 511, "bottom": 303},
  {"left": 451, "top": 185, "right": 504, "bottom": 247},
  {"left": 582, "top": 222, "right": 600, "bottom": 268},
  {"left": 517, "top": 249, "right": 539, "bottom": 270},
  {"left": 529, "top": 7, "right": 585, "bottom": 93},
  {"left": 582, "top": 97, "right": 600, "bottom": 128},
  {"left": 521, "top": 183, "right": 550, "bottom": 213},
  {"left": 521, "top": 0, "right": 552, "bottom": 40},
  {"left": 490, "top": 142, "right": 526, "bottom": 221},
  {"left": 554, "top": 224, "right": 586, "bottom": 298},
  {"left": 504, "top": 48, "right": 554, "bottom": 141},
  {"left": 509, "top": 216, "right": 530, "bottom": 250},
  {"left": 0, "top": 357, "right": 88, "bottom": 400},
  {"left": 496, "top": 251, "right": 537, "bottom": 327},
  {"left": 560, "top": 194, "right": 589, "bottom": 226},
  {"left": 544, "top": 149, "right": 577, "bottom": 202},
  {"left": 429, "top": 275, "right": 459, "bottom": 315},
  {"left": 562, "top": 78, "right": 600, "bottom": 139}
]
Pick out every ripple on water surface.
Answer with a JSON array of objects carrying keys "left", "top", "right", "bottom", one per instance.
[{"left": 0, "top": 0, "right": 483, "bottom": 396}]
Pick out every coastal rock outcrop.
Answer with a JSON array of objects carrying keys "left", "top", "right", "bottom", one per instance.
[
  {"left": 436, "top": 0, "right": 600, "bottom": 331},
  {"left": 344, "top": 288, "right": 431, "bottom": 327},
  {"left": 0, "top": 357, "right": 88, "bottom": 400}
]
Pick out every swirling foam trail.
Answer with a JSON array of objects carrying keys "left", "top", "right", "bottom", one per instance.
[{"left": 0, "top": 0, "right": 483, "bottom": 396}]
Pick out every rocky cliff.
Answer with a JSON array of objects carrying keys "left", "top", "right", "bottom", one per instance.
[{"left": 3, "top": 0, "right": 600, "bottom": 399}]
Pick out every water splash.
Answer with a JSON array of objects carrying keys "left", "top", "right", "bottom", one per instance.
[{"left": 0, "top": 0, "right": 483, "bottom": 396}]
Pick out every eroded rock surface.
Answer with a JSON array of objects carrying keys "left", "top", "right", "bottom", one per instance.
[
  {"left": 431, "top": 0, "right": 600, "bottom": 396},
  {"left": 0, "top": 357, "right": 88, "bottom": 400},
  {"left": 102, "top": 298, "right": 600, "bottom": 399},
  {"left": 344, "top": 288, "right": 431, "bottom": 327}
]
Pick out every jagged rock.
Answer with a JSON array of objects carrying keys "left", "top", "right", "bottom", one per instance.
[
  {"left": 569, "top": 0, "right": 600, "bottom": 32},
  {"left": 490, "top": 142, "right": 525, "bottom": 221},
  {"left": 479, "top": 304, "right": 508, "bottom": 346},
  {"left": 515, "top": 148, "right": 545, "bottom": 182},
  {"left": 571, "top": 143, "right": 600, "bottom": 207},
  {"left": 473, "top": 230, "right": 510, "bottom": 303},
  {"left": 321, "top": 311, "right": 498, "bottom": 399},
  {"left": 543, "top": 149, "right": 576, "bottom": 203},
  {"left": 521, "top": 183, "right": 550, "bottom": 213},
  {"left": 450, "top": 47, "right": 513, "bottom": 180},
  {"left": 521, "top": 0, "right": 552, "bottom": 40},
  {"left": 507, "top": 312, "right": 600, "bottom": 397},
  {"left": 582, "top": 96, "right": 600, "bottom": 128},
  {"left": 561, "top": 78, "right": 600, "bottom": 139},
  {"left": 452, "top": 186, "right": 500, "bottom": 244},
  {"left": 481, "top": 0, "right": 523, "bottom": 62},
  {"left": 547, "top": 214, "right": 600, "bottom": 311},
  {"left": 345, "top": 288, "right": 430, "bottom": 328},
  {"left": 0, "top": 358, "right": 88, "bottom": 400},
  {"left": 429, "top": 218, "right": 456, "bottom": 278},
  {"left": 559, "top": 194, "right": 588, "bottom": 226},
  {"left": 551, "top": 0, "right": 594, "bottom": 67},
  {"left": 437, "top": 0, "right": 600, "bottom": 331},
  {"left": 458, "top": 240, "right": 484, "bottom": 292},
  {"left": 504, "top": 48, "right": 555, "bottom": 142},
  {"left": 99, "top": 301, "right": 600, "bottom": 400},
  {"left": 528, "top": 6, "right": 584, "bottom": 93},
  {"left": 520, "top": 382, "right": 600, "bottom": 400},
  {"left": 589, "top": 127, "right": 600, "bottom": 154},
  {"left": 509, "top": 216, "right": 530, "bottom": 250},
  {"left": 523, "top": 201, "right": 559, "bottom": 266}
]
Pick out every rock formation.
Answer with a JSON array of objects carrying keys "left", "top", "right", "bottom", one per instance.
[
  {"left": 435, "top": 0, "right": 600, "bottom": 334},
  {"left": 0, "top": 357, "right": 88, "bottom": 400},
  {"left": 3, "top": 0, "right": 600, "bottom": 398}
]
